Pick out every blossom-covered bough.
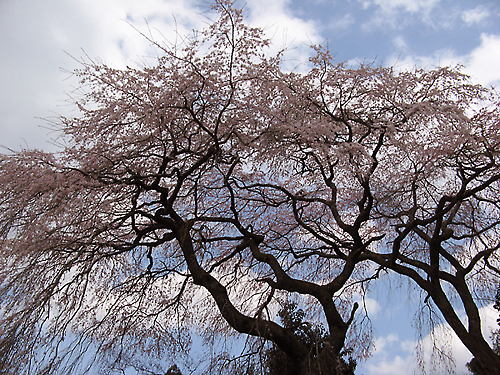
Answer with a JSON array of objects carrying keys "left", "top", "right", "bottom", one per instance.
[{"left": 1, "top": 1, "right": 499, "bottom": 374}]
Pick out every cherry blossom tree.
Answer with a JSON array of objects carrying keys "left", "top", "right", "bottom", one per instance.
[
  {"left": 1, "top": 1, "right": 500, "bottom": 374},
  {"left": 268, "top": 57, "right": 500, "bottom": 372}
]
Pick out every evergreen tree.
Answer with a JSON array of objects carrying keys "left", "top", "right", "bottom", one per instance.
[
  {"left": 265, "top": 302, "right": 356, "bottom": 375},
  {"left": 166, "top": 365, "right": 182, "bottom": 375}
]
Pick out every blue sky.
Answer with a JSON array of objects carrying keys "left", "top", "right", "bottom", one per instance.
[
  {"left": 287, "top": 0, "right": 499, "bottom": 62},
  {"left": 1, "top": 0, "right": 500, "bottom": 374}
]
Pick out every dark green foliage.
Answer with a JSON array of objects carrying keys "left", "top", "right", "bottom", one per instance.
[
  {"left": 466, "top": 333, "right": 500, "bottom": 375},
  {"left": 166, "top": 364, "right": 182, "bottom": 375},
  {"left": 265, "top": 302, "right": 356, "bottom": 375}
]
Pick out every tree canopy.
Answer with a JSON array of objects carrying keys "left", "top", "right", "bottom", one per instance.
[{"left": 1, "top": 1, "right": 500, "bottom": 374}]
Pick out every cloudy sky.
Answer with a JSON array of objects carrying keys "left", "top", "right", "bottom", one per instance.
[{"left": 1, "top": 0, "right": 500, "bottom": 374}]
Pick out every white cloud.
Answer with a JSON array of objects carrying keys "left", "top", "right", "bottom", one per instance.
[
  {"left": 462, "top": 6, "right": 491, "bottom": 26},
  {"left": 385, "top": 48, "right": 458, "bottom": 71},
  {"left": 385, "top": 33, "right": 500, "bottom": 87},
  {"left": 365, "top": 298, "right": 382, "bottom": 318},
  {"left": 0, "top": 0, "right": 206, "bottom": 151},
  {"left": 373, "top": 333, "right": 399, "bottom": 354},
  {"left": 365, "top": 333, "right": 414, "bottom": 375},
  {"left": 246, "top": 0, "right": 323, "bottom": 67},
  {"left": 366, "top": 355, "right": 412, "bottom": 375},
  {"left": 359, "top": 0, "right": 442, "bottom": 31},
  {"left": 365, "top": 0, "right": 440, "bottom": 14},
  {"left": 466, "top": 33, "right": 500, "bottom": 87},
  {"left": 362, "top": 304, "right": 499, "bottom": 375},
  {"left": 247, "top": 0, "right": 321, "bottom": 43},
  {"left": 68, "top": 0, "right": 206, "bottom": 66},
  {"left": 327, "top": 13, "right": 356, "bottom": 32},
  {"left": 392, "top": 35, "right": 408, "bottom": 51}
]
